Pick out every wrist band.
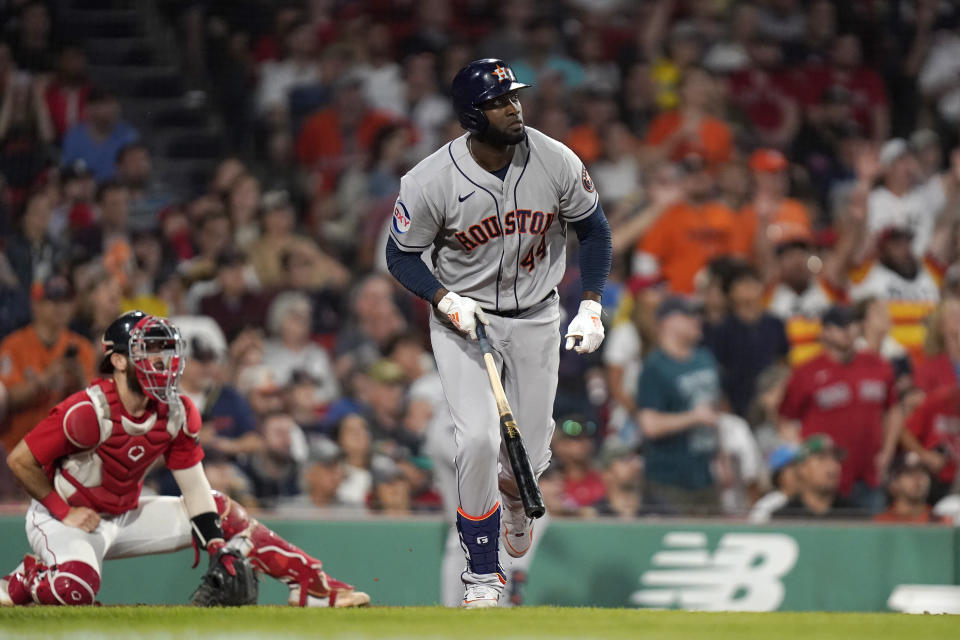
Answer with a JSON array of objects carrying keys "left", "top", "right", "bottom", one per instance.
[{"left": 41, "top": 491, "right": 70, "bottom": 520}]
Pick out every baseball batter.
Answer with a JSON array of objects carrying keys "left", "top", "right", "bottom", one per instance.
[
  {"left": 0, "top": 311, "right": 368, "bottom": 607},
  {"left": 386, "top": 59, "right": 612, "bottom": 607}
]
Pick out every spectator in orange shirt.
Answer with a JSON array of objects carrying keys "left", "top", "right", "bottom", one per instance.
[
  {"left": 740, "top": 148, "right": 812, "bottom": 264},
  {"left": 295, "top": 73, "right": 399, "bottom": 193},
  {"left": 873, "top": 453, "right": 946, "bottom": 524},
  {"left": 642, "top": 67, "right": 733, "bottom": 171},
  {"left": 634, "top": 155, "right": 742, "bottom": 293},
  {"left": 0, "top": 275, "right": 95, "bottom": 453}
]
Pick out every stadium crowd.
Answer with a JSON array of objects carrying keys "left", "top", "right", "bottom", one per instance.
[{"left": 2, "top": 0, "right": 960, "bottom": 523}]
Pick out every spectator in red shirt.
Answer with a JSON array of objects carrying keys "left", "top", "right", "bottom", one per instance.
[
  {"left": 873, "top": 453, "right": 947, "bottom": 524},
  {"left": 552, "top": 417, "right": 606, "bottom": 510},
  {"left": 903, "top": 384, "right": 960, "bottom": 504},
  {"left": 43, "top": 45, "right": 90, "bottom": 141},
  {"left": 914, "top": 297, "right": 960, "bottom": 394},
  {"left": 727, "top": 36, "right": 800, "bottom": 150},
  {"left": 802, "top": 33, "right": 889, "bottom": 141},
  {"left": 778, "top": 304, "right": 903, "bottom": 514}
]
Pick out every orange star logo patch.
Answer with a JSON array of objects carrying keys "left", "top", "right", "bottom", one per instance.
[{"left": 492, "top": 65, "right": 508, "bottom": 81}]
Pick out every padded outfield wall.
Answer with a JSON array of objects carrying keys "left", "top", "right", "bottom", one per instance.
[{"left": 0, "top": 515, "right": 956, "bottom": 611}]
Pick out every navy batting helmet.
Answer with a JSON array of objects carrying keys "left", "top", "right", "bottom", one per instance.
[{"left": 451, "top": 59, "right": 530, "bottom": 134}]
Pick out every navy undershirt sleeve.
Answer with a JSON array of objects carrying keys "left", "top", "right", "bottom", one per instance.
[
  {"left": 570, "top": 203, "right": 612, "bottom": 296},
  {"left": 386, "top": 236, "right": 444, "bottom": 303}
]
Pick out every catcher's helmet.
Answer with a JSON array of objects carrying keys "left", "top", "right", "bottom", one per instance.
[
  {"left": 451, "top": 58, "right": 530, "bottom": 134},
  {"left": 99, "top": 310, "right": 185, "bottom": 403}
]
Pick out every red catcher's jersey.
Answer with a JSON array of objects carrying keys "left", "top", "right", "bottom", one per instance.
[{"left": 24, "top": 378, "right": 203, "bottom": 515}]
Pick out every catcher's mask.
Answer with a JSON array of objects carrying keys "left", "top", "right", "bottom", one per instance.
[{"left": 125, "top": 315, "right": 185, "bottom": 403}]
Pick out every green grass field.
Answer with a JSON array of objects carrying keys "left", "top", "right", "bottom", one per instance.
[{"left": 0, "top": 607, "right": 957, "bottom": 640}]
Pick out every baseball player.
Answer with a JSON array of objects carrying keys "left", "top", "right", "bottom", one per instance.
[
  {"left": 0, "top": 311, "right": 368, "bottom": 608},
  {"left": 386, "top": 59, "right": 612, "bottom": 607}
]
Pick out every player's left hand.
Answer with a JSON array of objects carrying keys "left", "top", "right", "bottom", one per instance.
[{"left": 565, "top": 300, "right": 604, "bottom": 354}]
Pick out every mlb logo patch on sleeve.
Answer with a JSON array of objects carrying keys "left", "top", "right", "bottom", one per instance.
[{"left": 393, "top": 201, "right": 412, "bottom": 233}]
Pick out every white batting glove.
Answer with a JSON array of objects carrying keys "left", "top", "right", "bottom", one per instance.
[
  {"left": 437, "top": 291, "right": 489, "bottom": 340},
  {"left": 565, "top": 300, "right": 604, "bottom": 354}
]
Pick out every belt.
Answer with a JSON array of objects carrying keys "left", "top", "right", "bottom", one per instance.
[{"left": 484, "top": 291, "right": 555, "bottom": 319}]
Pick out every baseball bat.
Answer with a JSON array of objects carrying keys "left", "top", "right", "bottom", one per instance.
[{"left": 474, "top": 323, "right": 546, "bottom": 519}]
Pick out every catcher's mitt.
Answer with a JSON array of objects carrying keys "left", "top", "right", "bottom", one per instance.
[{"left": 189, "top": 548, "right": 259, "bottom": 606}]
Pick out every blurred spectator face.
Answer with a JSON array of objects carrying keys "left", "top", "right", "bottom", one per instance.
[
  {"left": 776, "top": 463, "right": 801, "bottom": 495},
  {"left": 32, "top": 294, "right": 73, "bottom": 333},
  {"left": 99, "top": 185, "right": 130, "bottom": 228},
  {"left": 831, "top": 34, "right": 861, "bottom": 70},
  {"left": 605, "top": 452, "right": 642, "bottom": 489},
  {"left": 680, "top": 69, "right": 713, "bottom": 110},
  {"left": 58, "top": 46, "right": 88, "bottom": 84},
  {"left": 86, "top": 95, "right": 121, "bottom": 130},
  {"left": 116, "top": 146, "right": 152, "bottom": 189},
  {"left": 218, "top": 262, "right": 246, "bottom": 298},
  {"left": 132, "top": 233, "right": 163, "bottom": 275},
  {"left": 717, "top": 162, "right": 751, "bottom": 205},
  {"left": 754, "top": 169, "right": 788, "bottom": 197},
  {"left": 660, "top": 309, "right": 702, "bottom": 347},
  {"left": 799, "top": 451, "right": 841, "bottom": 494},
  {"left": 279, "top": 304, "right": 311, "bottom": 345},
  {"left": 668, "top": 32, "right": 702, "bottom": 68},
  {"left": 285, "top": 23, "right": 316, "bottom": 59},
  {"left": 536, "top": 107, "right": 570, "bottom": 141},
  {"left": 778, "top": 244, "right": 814, "bottom": 291},
  {"left": 389, "top": 339, "right": 424, "bottom": 381},
  {"left": 405, "top": 53, "right": 437, "bottom": 96},
  {"left": 821, "top": 322, "right": 856, "bottom": 356},
  {"left": 728, "top": 271, "right": 763, "bottom": 315},
  {"left": 263, "top": 204, "right": 295, "bottom": 236},
  {"left": 211, "top": 158, "right": 246, "bottom": 197},
  {"left": 417, "top": 0, "right": 451, "bottom": 29},
  {"left": 180, "top": 354, "right": 213, "bottom": 393},
  {"left": 282, "top": 248, "right": 315, "bottom": 290},
  {"left": 262, "top": 413, "right": 295, "bottom": 458},
  {"left": 89, "top": 276, "right": 122, "bottom": 319},
  {"left": 368, "top": 378, "right": 405, "bottom": 420},
  {"left": 885, "top": 153, "right": 921, "bottom": 189},
  {"left": 939, "top": 298, "right": 960, "bottom": 344},
  {"left": 878, "top": 235, "right": 916, "bottom": 276},
  {"left": 21, "top": 2, "right": 50, "bottom": 39},
  {"left": 747, "top": 39, "right": 782, "bottom": 69},
  {"left": 807, "top": 0, "right": 836, "bottom": 41},
  {"left": 228, "top": 174, "right": 260, "bottom": 225},
  {"left": 552, "top": 421, "right": 595, "bottom": 466},
  {"left": 731, "top": 3, "right": 760, "bottom": 41},
  {"left": 682, "top": 162, "right": 714, "bottom": 202},
  {"left": 375, "top": 476, "right": 412, "bottom": 514},
  {"left": 305, "top": 460, "right": 344, "bottom": 506},
  {"left": 198, "top": 213, "right": 231, "bottom": 258},
  {"left": 623, "top": 63, "right": 656, "bottom": 107},
  {"left": 338, "top": 414, "right": 371, "bottom": 463},
  {"left": 601, "top": 122, "right": 635, "bottom": 160},
  {"left": 63, "top": 172, "right": 96, "bottom": 203},
  {"left": 22, "top": 191, "right": 54, "bottom": 238},
  {"left": 890, "top": 467, "right": 930, "bottom": 505},
  {"left": 204, "top": 459, "right": 240, "bottom": 496}
]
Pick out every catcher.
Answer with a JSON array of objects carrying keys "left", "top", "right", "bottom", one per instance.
[{"left": 0, "top": 311, "right": 369, "bottom": 608}]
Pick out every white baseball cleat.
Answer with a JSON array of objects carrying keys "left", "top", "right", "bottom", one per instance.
[
  {"left": 462, "top": 583, "right": 500, "bottom": 609},
  {"left": 500, "top": 509, "right": 534, "bottom": 558}
]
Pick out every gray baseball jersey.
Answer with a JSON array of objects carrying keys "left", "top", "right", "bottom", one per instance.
[{"left": 389, "top": 127, "right": 599, "bottom": 311}]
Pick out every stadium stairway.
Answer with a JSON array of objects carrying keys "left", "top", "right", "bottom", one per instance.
[{"left": 61, "top": 0, "right": 227, "bottom": 196}]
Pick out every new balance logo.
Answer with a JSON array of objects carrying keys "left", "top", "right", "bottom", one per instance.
[
  {"left": 458, "top": 191, "right": 475, "bottom": 203},
  {"left": 476, "top": 536, "right": 489, "bottom": 545},
  {"left": 631, "top": 532, "right": 798, "bottom": 611}
]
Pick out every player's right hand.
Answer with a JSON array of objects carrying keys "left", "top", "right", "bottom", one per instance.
[
  {"left": 63, "top": 506, "right": 101, "bottom": 533},
  {"left": 437, "top": 291, "right": 489, "bottom": 340}
]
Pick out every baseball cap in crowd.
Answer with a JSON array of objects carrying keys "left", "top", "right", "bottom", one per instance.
[
  {"left": 799, "top": 433, "right": 846, "bottom": 460},
  {"left": 189, "top": 336, "right": 218, "bottom": 363},
  {"left": 309, "top": 437, "right": 343, "bottom": 466},
  {"left": 599, "top": 444, "right": 639, "bottom": 469},
  {"left": 261, "top": 189, "right": 291, "bottom": 211},
  {"left": 889, "top": 451, "right": 926, "bottom": 478},
  {"left": 748, "top": 148, "right": 788, "bottom": 173},
  {"left": 61, "top": 159, "right": 93, "bottom": 182},
  {"left": 909, "top": 128, "right": 939, "bottom": 152},
  {"left": 31, "top": 274, "right": 74, "bottom": 302},
  {"left": 768, "top": 444, "right": 800, "bottom": 473},
  {"left": 879, "top": 138, "right": 910, "bottom": 170},
  {"left": 821, "top": 304, "right": 855, "bottom": 328},
  {"left": 656, "top": 295, "right": 700, "bottom": 322},
  {"left": 367, "top": 359, "right": 406, "bottom": 386}
]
